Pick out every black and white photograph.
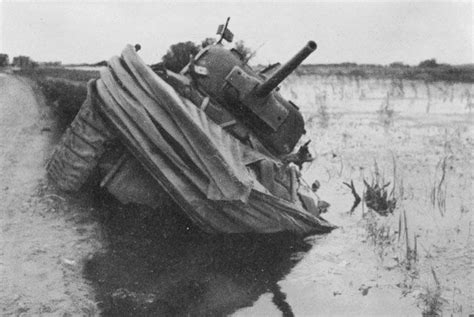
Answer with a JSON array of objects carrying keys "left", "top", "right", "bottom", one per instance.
[{"left": 0, "top": 0, "right": 472, "bottom": 315}]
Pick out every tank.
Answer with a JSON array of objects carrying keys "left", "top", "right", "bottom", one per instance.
[{"left": 46, "top": 23, "right": 335, "bottom": 235}]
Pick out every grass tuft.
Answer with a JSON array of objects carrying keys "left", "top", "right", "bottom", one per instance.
[
  {"left": 315, "top": 94, "right": 330, "bottom": 128},
  {"left": 377, "top": 92, "right": 395, "bottom": 128},
  {"left": 364, "top": 178, "right": 397, "bottom": 216},
  {"left": 418, "top": 268, "right": 446, "bottom": 316},
  {"left": 430, "top": 156, "right": 449, "bottom": 217},
  {"left": 363, "top": 211, "right": 395, "bottom": 261}
]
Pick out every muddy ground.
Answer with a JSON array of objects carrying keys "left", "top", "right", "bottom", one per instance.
[{"left": 0, "top": 71, "right": 472, "bottom": 316}]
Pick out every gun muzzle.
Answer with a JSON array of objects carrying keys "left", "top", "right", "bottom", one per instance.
[{"left": 255, "top": 41, "right": 317, "bottom": 97}]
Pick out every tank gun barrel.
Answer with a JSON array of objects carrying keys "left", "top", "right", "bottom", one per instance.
[{"left": 255, "top": 41, "right": 317, "bottom": 97}]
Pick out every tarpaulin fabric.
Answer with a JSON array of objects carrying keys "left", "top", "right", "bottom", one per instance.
[
  {"left": 46, "top": 81, "right": 115, "bottom": 191},
  {"left": 92, "top": 44, "right": 335, "bottom": 234},
  {"left": 99, "top": 45, "right": 267, "bottom": 203}
]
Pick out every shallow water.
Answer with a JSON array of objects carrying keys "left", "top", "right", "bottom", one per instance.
[
  {"left": 297, "top": 110, "right": 473, "bottom": 316},
  {"left": 84, "top": 206, "right": 316, "bottom": 316}
]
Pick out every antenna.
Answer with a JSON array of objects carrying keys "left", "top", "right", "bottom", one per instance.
[{"left": 217, "top": 17, "right": 234, "bottom": 44}]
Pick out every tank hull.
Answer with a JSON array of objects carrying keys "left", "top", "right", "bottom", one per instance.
[{"left": 47, "top": 45, "right": 335, "bottom": 235}]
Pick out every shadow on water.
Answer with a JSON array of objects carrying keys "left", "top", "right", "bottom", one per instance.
[{"left": 84, "top": 194, "right": 315, "bottom": 316}]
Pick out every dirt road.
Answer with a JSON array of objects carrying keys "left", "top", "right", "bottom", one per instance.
[{"left": 0, "top": 73, "right": 100, "bottom": 315}]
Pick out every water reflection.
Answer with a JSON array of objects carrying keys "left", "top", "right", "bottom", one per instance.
[{"left": 84, "top": 200, "right": 315, "bottom": 316}]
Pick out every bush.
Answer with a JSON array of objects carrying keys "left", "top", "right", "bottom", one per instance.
[
  {"left": 38, "top": 79, "right": 88, "bottom": 126},
  {"left": 389, "top": 62, "right": 408, "bottom": 68},
  {"left": 233, "top": 40, "right": 255, "bottom": 62},
  {"left": 201, "top": 37, "right": 216, "bottom": 49},
  {"left": 401, "top": 65, "right": 474, "bottom": 83},
  {"left": 348, "top": 69, "right": 368, "bottom": 78},
  {"left": 15, "top": 67, "right": 100, "bottom": 83},
  {"left": 15, "top": 67, "right": 96, "bottom": 127},
  {"left": 418, "top": 59, "right": 438, "bottom": 68},
  {"left": 0, "top": 53, "right": 9, "bottom": 67},
  {"left": 94, "top": 60, "right": 108, "bottom": 67},
  {"left": 162, "top": 41, "right": 200, "bottom": 73}
]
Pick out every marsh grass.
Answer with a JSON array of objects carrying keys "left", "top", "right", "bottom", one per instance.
[
  {"left": 364, "top": 160, "right": 397, "bottom": 216},
  {"left": 298, "top": 64, "right": 474, "bottom": 83},
  {"left": 363, "top": 206, "right": 419, "bottom": 270},
  {"left": 397, "top": 208, "right": 419, "bottom": 270},
  {"left": 315, "top": 94, "right": 330, "bottom": 128},
  {"left": 418, "top": 268, "right": 446, "bottom": 316},
  {"left": 430, "top": 156, "right": 449, "bottom": 217},
  {"left": 359, "top": 154, "right": 457, "bottom": 315},
  {"left": 361, "top": 160, "right": 398, "bottom": 262},
  {"left": 363, "top": 211, "right": 396, "bottom": 261},
  {"left": 377, "top": 92, "right": 395, "bottom": 128},
  {"left": 361, "top": 157, "right": 421, "bottom": 270}
]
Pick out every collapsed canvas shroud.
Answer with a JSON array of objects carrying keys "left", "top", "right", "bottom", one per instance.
[{"left": 47, "top": 45, "right": 334, "bottom": 234}]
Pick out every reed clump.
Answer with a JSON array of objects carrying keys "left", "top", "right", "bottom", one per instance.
[{"left": 363, "top": 160, "right": 397, "bottom": 216}]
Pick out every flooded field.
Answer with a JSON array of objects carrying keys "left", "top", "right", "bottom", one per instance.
[
  {"left": 84, "top": 76, "right": 473, "bottom": 315},
  {"left": 266, "top": 111, "right": 473, "bottom": 316}
]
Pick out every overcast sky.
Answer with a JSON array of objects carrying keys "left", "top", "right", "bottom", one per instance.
[{"left": 0, "top": 1, "right": 472, "bottom": 66}]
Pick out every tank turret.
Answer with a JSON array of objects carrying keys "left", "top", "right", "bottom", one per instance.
[{"left": 182, "top": 37, "right": 316, "bottom": 155}]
